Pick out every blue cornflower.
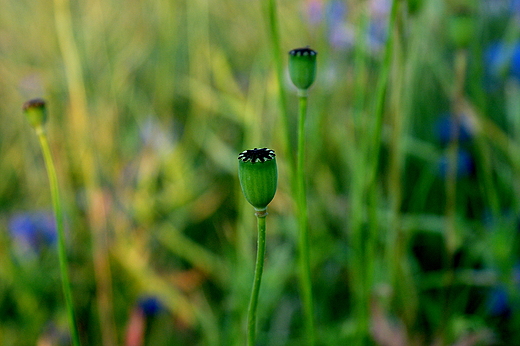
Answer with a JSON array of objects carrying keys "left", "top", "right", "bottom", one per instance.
[
  {"left": 488, "top": 264, "right": 520, "bottom": 317},
  {"left": 326, "top": 0, "right": 347, "bottom": 25},
  {"left": 438, "top": 149, "right": 475, "bottom": 178},
  {"left": 488, "top": 285, "right": 511, "bottom": 316},
  {"left": 137, "top": 296, "right": 164, "bottom": 318},
  {"left": 8, "top": 211, "right": 57, "bottom": 253},
  {"left": 435, "top": 114, "right": 474, "bottom": 146},
  {"left": 510, "top": 0, "right": 520, "bottom": 16},
  {"left": 367, "top": 0, "right": 390, "bottom": 53},
  {"left": 307, "top": 0, "right": 324, "bottom": 26},
  {"left": 484, "top": 41, "right": 520, "bottom": 84}
]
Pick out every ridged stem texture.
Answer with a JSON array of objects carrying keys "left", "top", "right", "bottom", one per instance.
[
  {"left": 247, "top": 214, "right": 267, "bottom": 346},
  {"left": 36, "top": 127, "right": 81, "bottom": 346}
]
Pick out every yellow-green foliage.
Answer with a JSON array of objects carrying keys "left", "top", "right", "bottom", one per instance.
[{"left": 2, "top": 0, "right": 520, "bottom": 345}]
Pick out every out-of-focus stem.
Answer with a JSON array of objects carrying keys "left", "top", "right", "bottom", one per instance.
[
  {"left": 36, "top": 127, "right": 81, "bottom": 346},
  {"left": 296, "top": 92, "right": 315, "bottom": 346}
]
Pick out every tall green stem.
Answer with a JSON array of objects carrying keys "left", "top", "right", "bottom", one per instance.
[
  {"left": 36, "top": 126, "right": 81, "bottom": 346},
  {"left": 296, "top": 92, "right": 315, "bottom": 346},
  {"left": 247, "top": 213, "right": 267, "bottom": 346},
  {"left": 264, "top": 0, "right": 293, "bottom": 169}
]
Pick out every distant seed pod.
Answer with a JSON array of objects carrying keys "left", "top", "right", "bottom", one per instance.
[
  {"left": 23, "top": 98, "right": 48, "bottom": 129},
  {"left": 288, "top": 47, "right": 317, "bottom": 91}
]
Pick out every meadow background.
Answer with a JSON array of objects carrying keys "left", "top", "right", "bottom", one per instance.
[{"left": 2, "top": 0, "right": 520, "bottom": 345}]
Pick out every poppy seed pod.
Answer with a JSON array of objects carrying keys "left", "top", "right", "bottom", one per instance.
[
  {"left": 238, "top": 148, "right": 278, "bottom": 212},
  {"left": 289, "top": 47, "right": 317, "bottom": 90},
  {"left": 448, "top": 14, "right": 475, "bottom": 49},
  {"left": 447, "top": 3, "right": 476, "bottom": 49},
  {"left": 23, "top": 98, "right": 47, "bottom": 129}
]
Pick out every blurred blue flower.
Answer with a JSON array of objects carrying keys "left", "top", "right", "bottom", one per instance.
[
  {"left": 437, "top": 149, "right": 475, "bottom": 178},
  {"left": 307, "top": 0, "right": 324, "bottom": 26},
  {"left": 316, "top": 0, "right": 353, "bottom": 50},
  {"left": 137, "top": 296, "right": 164, "bottom": 318},
  {"left": 484, "top": 41, "right": 520, "bottom": 84},
  {"left": 482, "top": 0, "right": 510, "bottom": 17},
  {"left": 370, "top": 0, "right": 391, "bottom": 16},
  {"left": 510, "top": 0, "right": 520, "bottom": 16},
  {"left": 365, "top": 0, "right": 390, "bottom": 53},
  {"left": 326, "top": 0, "right": 352, "bottom": 49},
  {"left": 37, "top": 322, "right": 71, "bottom": 346},
  {"left": 367, "top": 19, "right": 388, "bottom": 53},
  {"left": 488, "top": 285, "right": 511, "bottom": 316},
  {"left": 8, "top": 211, "right": 56, "bottom": 253},
  {"left": 435, "top": 114, "right": 474, "bottom": 145},
  {"left": 482, "top": 0, "right": 520, "bottom": 17},
  {"left": 326, "top": 0, "right": 347, "bottom": 25},
  {"left": 488, "top": 264, "right": 520, "bottom": 317}
]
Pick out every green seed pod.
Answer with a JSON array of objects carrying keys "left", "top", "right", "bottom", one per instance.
[
  {"left": 23, "top": 98, "right": 48, "bottom": 129},
  {"left": 288, "top": 47, "right": 317, "bottom": 91},
  {"left": 447, "top": 2, "right": 476, "bottom": 49},
  {"left": 406, "top": 0, "right": 423, "bottom": 15},
  {"left": 238, "top": 148, "right": 277, "bottom": 212},
  {"left": 448, "top": 14, "right": 475, "bottom": 49}
]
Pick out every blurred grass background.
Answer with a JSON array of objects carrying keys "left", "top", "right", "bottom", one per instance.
[{"left": 2, "top": 0, "right": 520, "bottom": 345}]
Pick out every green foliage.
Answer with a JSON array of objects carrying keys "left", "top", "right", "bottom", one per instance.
[{"left": 2, "top": 0, "right": 520, "bottom": 345}]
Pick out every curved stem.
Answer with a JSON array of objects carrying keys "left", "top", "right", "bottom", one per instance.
[
  {"left": 296, "top": 93, "right": 315, "bottom": 346},
  {"left": 36, "top": 127, "right": 81, "bottom": 346},
  {"left": 247, "top": 214, "right": 267, "bottom": 346}
]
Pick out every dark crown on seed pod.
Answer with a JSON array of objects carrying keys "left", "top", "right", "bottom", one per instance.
[
  {"left": 23, "top": 98, "right": 48, "bottom": 129},
  {"left": 238, "top": 148, "right": 276, "bottom": 163},
  {"left": 289, "top": 47, "right": 317, "bottom": 57}
]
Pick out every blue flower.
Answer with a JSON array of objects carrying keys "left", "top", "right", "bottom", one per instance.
[
  {"left": 488, "top": 285, "right": 510, "bottom": 316},
  {"left": 137, "top": 296, "right": 164, "bottom": 318},
  {"left": 482, "top": 0, "right": 520, "bottom": 18},
  {"left": 366, "top": 18, "right": 388, "bottom": 53},
  {"left": 321, "top": 0, "right": 353, "bottom": 50},
  {"left": 8, "top": 211, "right": 57, "bottom": 253},
  {"left": 437, "top": 149, "right": 475, "bottom": 178},
  {"left": 484, "top": 41, "right": 520, "bottom": 84},
  {"left": 307, "top": 0, "right": 324, "bottom": 26},
  {"left": 487, "top": 263, "right": 520, "bottom": 317},
  {"left": 510, "top": 0, "right": 520, "bottom": 16},
  {"left": 326, "top": 0, "right": 347, "bottom": 25},
  {"left": 435, "top": 114, "right": 473, "bottom": 146}
]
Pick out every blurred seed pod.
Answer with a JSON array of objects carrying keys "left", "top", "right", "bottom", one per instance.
[
  {"left": 23, "top": 98, "right": 47, "bottom": 129},
  {"left": 288, "top": 47, "right": 317, "bottom": 91}
]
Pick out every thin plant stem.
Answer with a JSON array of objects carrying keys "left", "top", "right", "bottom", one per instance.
[
  {"left": 264, "top": 0, "right": 294, "bottom": 171},
  {"left": 247, "top": 213, "right": 267, "bottom": 346},
  {"left": 35, "top": 126, "right": 81, "bottom": 346},
  {"left": 52, "top": 1, "right": 117, "bottom": 344},
  {"left": 296, "top": 91, "right": 315, "bottom": 346}
]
